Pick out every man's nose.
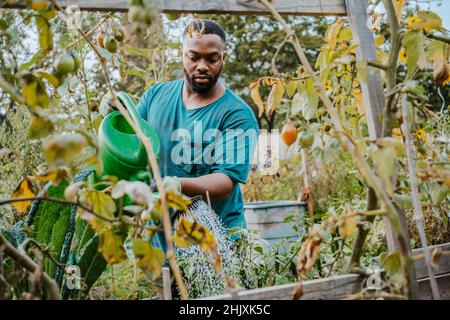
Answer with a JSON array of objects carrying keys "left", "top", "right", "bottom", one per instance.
[{"left": 196, "top": 59, "right": 209, "bottom": 73}]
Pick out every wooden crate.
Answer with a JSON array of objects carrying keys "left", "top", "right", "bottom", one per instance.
[{"left": 244, "top": 201, "right": 307, "bottom": 248}]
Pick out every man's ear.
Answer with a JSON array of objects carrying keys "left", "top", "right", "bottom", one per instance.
[{"left": 222, "top": 51, "right": 227, "bottom": 65}]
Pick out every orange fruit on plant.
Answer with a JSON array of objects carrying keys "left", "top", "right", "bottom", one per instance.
[{"left": 281, "top": 122, "right": 298, "bottom": 146}]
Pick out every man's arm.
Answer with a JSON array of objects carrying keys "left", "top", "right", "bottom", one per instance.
[{"left": 179, "top": 173, "right": 235, "bottom": 201}]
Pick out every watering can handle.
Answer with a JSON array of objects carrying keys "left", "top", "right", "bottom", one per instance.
[{"left": 116, "top": 91, "right": 144, "bottom": 134}]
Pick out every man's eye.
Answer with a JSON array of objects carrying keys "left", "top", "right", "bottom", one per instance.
[{"left": 189, "top": 56, "right": 198, "bottom": 61}]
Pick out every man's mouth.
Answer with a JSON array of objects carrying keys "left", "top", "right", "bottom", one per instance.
[{"left": 193, "top": 75, "right": 211, "bottom": 84}]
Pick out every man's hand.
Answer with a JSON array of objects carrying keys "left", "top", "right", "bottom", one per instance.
[
  {"left": 162, "top": 176, "right": 182, "bottom": 193},
  {"left": 99, "top": 91, "right": 116, "bottom": 117}
]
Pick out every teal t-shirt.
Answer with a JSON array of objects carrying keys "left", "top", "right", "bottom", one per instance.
[{"left": 137, "top": 78, "right": 259, "bottom": 232}]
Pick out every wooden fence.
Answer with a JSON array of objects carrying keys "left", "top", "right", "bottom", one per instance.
[{"left": 201, "top": 242, "right": 450, "bottom": 300}]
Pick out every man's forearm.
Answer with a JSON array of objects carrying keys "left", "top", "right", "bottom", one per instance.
[{"left": 179, "top": 173, "right": 234, "bottom": 201}]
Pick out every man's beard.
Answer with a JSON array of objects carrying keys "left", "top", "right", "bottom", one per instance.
[{"left": 183, "top": 66, "right": 222, "bottom": 94}]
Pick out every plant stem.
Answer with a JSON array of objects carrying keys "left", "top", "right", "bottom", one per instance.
[
  {"left": 401, "top": 94, "right": 440, "bottom": 300},
  {"left": 0, "top": 196, "right": 118, "bottom": 223},
  {"left": 425, "top": 33, "right": 450, "bottom": 44},
  {"left": 0, "top": 234, "right": 61, "bottom": 300},
  {"left": 0, "top": 73, "right": 25, "bottom": 105}
]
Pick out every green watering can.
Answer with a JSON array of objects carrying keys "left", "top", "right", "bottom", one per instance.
[{"left": 97, "top": 91, "right": 161, "bottom": 181}]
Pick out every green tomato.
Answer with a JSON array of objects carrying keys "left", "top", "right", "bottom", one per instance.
[
  {"left": 299, "top": 131, "right": 314, "bottom": 148},
  {"left": 114, "top": 26, "right": 126, "bottom": 42},
  {"left": 54, "top": 53, "right": 75, "bottom": 75},
  {"left": 69, "top": 51, "right": 81, "bottom": 72},
  {"left": 51, "top": 69, "right": 65, "bottom": 87},
  {"left": 104, "top": 36, "right": 119, "bottom": 53},
  {"left": 128, "top": 0, "right": 143, "bottom": 6},
  {"left": 142, "top": 8, "right": 158, "bottom": 25},
  {"left": 128, "top": 5, "right": 141, "bottom": 23},
  {"left": 165, "top": 13, "right": 181, "bottom": 21}
]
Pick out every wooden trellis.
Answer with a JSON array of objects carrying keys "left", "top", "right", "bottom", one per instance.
[{"left": 4, "top": 0, "right": 444, "bottom": 299}]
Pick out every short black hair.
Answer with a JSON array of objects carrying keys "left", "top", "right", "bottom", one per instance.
[{"left": 183, "top": 19, "right": 226, "bottom": 43}]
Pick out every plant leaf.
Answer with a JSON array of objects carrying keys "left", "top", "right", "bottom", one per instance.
[
  {"left": 28, "top": 114, "right": 54, "bottom": 139},
  {"left": 266, "top": 80, "right": 285, "bottom": 117},
  {"left": 249, "top": 80, "right": 264, "bottom": 117},
  {"left": 42, "top": 133, "right": 87, "bottom": 167},
  {"left": 133, "top": 238, "right": 165, "bottom": 280},
  {"left": 98, "top": 230, "right": 126, "bottom": 265},
  {"left": 11, "top": 177, "right": 36, "bottom": 213}
]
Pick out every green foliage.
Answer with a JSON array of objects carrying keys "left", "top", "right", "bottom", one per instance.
[{"left": 29, "top": 181, "right": 70, "bottom": 278}]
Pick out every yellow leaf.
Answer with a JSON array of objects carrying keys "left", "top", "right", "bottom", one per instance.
[
  {"left": 266, "top": 80, "right": 284, "bottom": 117},
  {"left": 174, "top": 217, "right": 217, "bottom": 253},
  {"left": 35, "top": 15, "right": 53, "bottom": 53},
  {"left": 133, "top": 238, "right": 165, "bottom": 280},
  {"left": 43, "top": 133, "right": 87, "bottom": 167},
  {"left": 338, "top": 216, "right": 357, "bottom": 239},
  {"left": 80, "top": 190, "right": 116, "bottom": 234},
  {"left": 249, "top": 80, "right": 264, "bottom": 117},
  {"left": 393, "top": 0, "right": 406, "bottom": 21},
  {"left": 21, "top": 74, "right": 49, "bottom": 109},
  {"left": 98, "top": 230, "right": 126, "bottom": 265},
  {"left": 325, "top": 19, "right": 344, "bottom": 51},
  {"left": 285, "top": 79, "right": 297, "bottom": 98},
  {"left": 353, "top": 89, "right": 366, "bottom": 123},
  {"left": 38, "top": 71, "right": 60, "bottom": 87},
  {"left": 11, "top": 177, "right": 36, "bottom": 213},
  {"left": 28, "top": 114, "right": 54, "bottom": 139},
  {"left": 166, "top": 190, "right": 192, "bottom": 212},
  {"left": 374, "top": 35, "right": 385, "bottom": 47},
  {"left": 29, "top": 167, "right": 68, "bottom": 186},
  {"left": 410, "top": 11, "right": 442, "bottom": 32},
  {"left": 29, "top": 1, "right": 50, "bottom": 11}
]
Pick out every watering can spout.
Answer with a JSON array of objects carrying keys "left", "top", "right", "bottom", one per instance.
[{"left": 97, "top": 91, "right": 161, "bottom": 181}]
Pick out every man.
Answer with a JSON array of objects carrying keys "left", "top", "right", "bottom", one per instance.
[{"left": 104, "top": 19, "right": 259, "bottom": 240}]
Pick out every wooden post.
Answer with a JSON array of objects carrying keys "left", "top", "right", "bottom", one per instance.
[
  {"left": 161, "top": 267, "right": 172, "bottom": 300},
  {"left": 3, "top": 0, "right": 347, "bottom": 15}
]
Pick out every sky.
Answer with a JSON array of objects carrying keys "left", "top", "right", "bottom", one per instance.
[{"left": 429, "top": 0, "right": 450, "bottom": 29}]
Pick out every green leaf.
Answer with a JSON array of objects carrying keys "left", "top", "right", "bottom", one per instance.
[
  {"left": 285, "top": 79, "right": 297, "bottom": 98},
  {"left": 133, "top": 238, "right": 165, "bottom": 280},
  {"left": 43, "top": 133, "right": 88, "bottom": 167},
  {"left": 430, "top": 183, "right": 450, "bottom": 205},
  {"left": 371, "top": 146, "right": 397, "bottom": 196},
  {"left": 124, "top": 67, "right": 149, "bottom": 82},
  {"left": 380, "top": 251, "right": 401, "bottom": 279},
  {"left": 38, "top": 71, "right": 60, "bottom": 87},
  {"left": 21, "top": 73, "right": 49, "bottom": 108},
  {"left": 402, "top": 30, "right": 426, "bottom": 75},
  {"left": 28, "top": 114, "right": 54, "bottom": 139},
  {"left": 123, "top": 46, "right": 152, "bottom": 57},
  {"left": 0, "top": 18, "right": 8, "bottom": 31},
  {"left": 393, "top": 193, "right": 413, "bottom": 209},
  {"left": 19, "top": 50, "right": 45, "bottom": 73},
  {"left": 295, "top": 79, "right": 319, "bottom": 120}
]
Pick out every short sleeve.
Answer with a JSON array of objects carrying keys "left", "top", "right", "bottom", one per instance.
[
  {"left": 210, "top": 106, "right": 259, "bottom": 184},
  {"left": 136, "top": 85, "right": 156, "bottom": 119}
]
